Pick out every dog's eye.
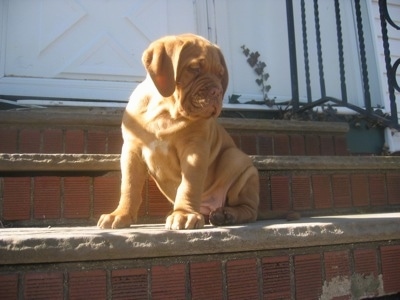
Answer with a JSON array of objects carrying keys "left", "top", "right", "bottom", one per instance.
[{"left": 189, "top": 66, "right": 200, "bottom": 75}]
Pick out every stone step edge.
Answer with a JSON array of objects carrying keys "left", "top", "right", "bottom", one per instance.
[
  {"left": 1, "top": 153, "right": 400, "bottom": 172},
  {"left": 0, "top": 213, "right": 399, "bottom": 265},
  {"left": 0, "top": 108, "right": 349, "bottom": 134}
]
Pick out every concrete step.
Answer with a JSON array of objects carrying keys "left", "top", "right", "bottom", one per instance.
[
  {"left": 0, "top": 213, "right": 399, "bottom": 298},
  {"left": 2, "top": 212, "right": 399, "bottom": 265},
  {"left": 1, "top": 153, "right": 399, "bottom": 227}
]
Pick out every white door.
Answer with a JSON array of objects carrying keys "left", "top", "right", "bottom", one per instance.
[{"left": 0, "top": 0, "right": 201, "bottom": 102}]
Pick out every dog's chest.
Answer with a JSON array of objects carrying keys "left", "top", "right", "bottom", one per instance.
[{"left": 141, "top": 140, "right": 174, "bottom": 170}]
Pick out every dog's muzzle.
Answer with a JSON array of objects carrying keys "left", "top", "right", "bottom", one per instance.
[{"left": 190, "top": 86, "right": 223, "bottom": 117}]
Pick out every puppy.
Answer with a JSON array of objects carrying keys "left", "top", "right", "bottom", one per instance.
[{"left": 97, "top": 34, "right": 259, "bottom": 230}]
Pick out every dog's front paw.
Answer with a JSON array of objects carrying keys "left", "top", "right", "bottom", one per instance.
[
  {"left": 97, "top": 212, "right": 133, "bottom": 229},
  {"left": 165, "top": 211, "right": 205, "bottom": 230},
  {"left": 209, "top": 207, "right": 237, "bottom": 226}
]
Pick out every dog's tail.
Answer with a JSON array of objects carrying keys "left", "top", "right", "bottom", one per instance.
[{"left": 257, "top": 210, "right": 301, "bottom": 221}]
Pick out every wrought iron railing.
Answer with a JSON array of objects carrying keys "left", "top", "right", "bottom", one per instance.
[{"left": 285, "top": 0, "right": 399, "bottom": 129}]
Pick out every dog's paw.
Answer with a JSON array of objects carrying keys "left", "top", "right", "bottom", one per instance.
[
  {"left": 97, "top": 212, "right": 133, "bottom": 229},
  {"left": 209, "top": 207, "right": 237, "bottom": 226},
  {"left": 165, "top": 211, "right": 205, "bottom": 230}
]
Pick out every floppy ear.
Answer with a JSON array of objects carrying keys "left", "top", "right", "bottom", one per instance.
[{"left": 142, "top": 41, "right": 176, "bottom": 97}]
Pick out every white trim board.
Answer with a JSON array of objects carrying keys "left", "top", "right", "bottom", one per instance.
[{"left": 0, "top": 77, "right": 136, "bottom": 101}]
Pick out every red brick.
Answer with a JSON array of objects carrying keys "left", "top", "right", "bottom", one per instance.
[
  {"left": 3, "top": 177, "right": 31, "bottom": 221},
  {"left": 25, "top": 272, "right": 63, "bottom": 299},
  {"left": 258, "top": 173, "right": 271, "bottom": 212},
  {"left": 368, "top": 174, "right": 387, "bottom": 206},
  {"left": 34, "top": 177, "right": 61, "bottom": 219},
  {"left": 19, "top": 128, "right": 41, "bottom": 153},
  {"left": 353, "top": 248, "right": 378, "bottom": 276},
  {"left": 270, "top": 176, "right": 290, "bottom": 211},
  {"left": 332, "top": 175, "right": 351, "bottom": 208},
  {"left": 151, "top": 264, "right": 186, "bottom": 299},
  {"left": 148, "top": 177, "right": 172, "bottom": 218},
  {"left": 230, "top": 134, "right": 241, "bottom": 148},
  {"left": 112, "top": 268, "right": 148, "bottom": 299},
  {"left": 351, "top": 174, "right": 369, "bottom": 207},
  {"left": 292, "top": 176, "right": 311, "bottom": 210},
  {"left": 312, "top": 175, "right": 332, "bottom": 209},
  {"left": 240, "top": 134, "right": 257, "bottom": 155},
  {"left": 65, "top": 129, "right": 84, "bottom": 153},
  {"left": 87, "top": 130, "right": 107, "bottom": 154},
  {"left": 0, "top": 274, "right": 18, "bottom": 299},
  {"left": 42, "top": 129, "right": 63, "bottom": 153},
  {"left": 190, "top": 261, "right": 223, "bottom": 299},
  {"left": 262, "top": 256, "right": 291, "bottom": 299},
  {"left": 324, "top": 250, "right": 351, "bottom": 281},
  {"left": 294, "top": 254, "right": 323, "bottom": 299},
  {"left": 137, "top": 184, "right": 147, "bottom": 218},
  {"left": 334, "top": 136, "right": 348, "bottom": 156},
  {"left": 380, "top": 245, "right": 400, "bottom": 294},
  {"left": 0, "top": 128, "right": 18, "bottom": 153},
  {"left": 305, "top": 135, "right": 320, "bottom": 155},
  {"left": 290, "top": 134, "right": 305, "bottom": 155},
  {"left": 320, "top": 135, "right": 335, "bottom": 156},
  {"left": 387, "top": 174, "right": 400, "bottom": 205},
  {"left": 69, "top": 270, "right": 106, "bottom": 299},
  {"left": 226, "top": 259, "right": 259, "bottom": 300},
  {"left": 107, "top": 129, "right": 123, "bottom": 154},
  {"left": 93, "top": 175, "right": 121, "bottom": 218},
  {"left": 63, "top": 177, "right": 91, "bottom": 219},
  {"left": 258, "top": 134, "right": 273, "bottom": 155},
  {"left": 273, "top": 134, "right": 290, "bottom": 155}
]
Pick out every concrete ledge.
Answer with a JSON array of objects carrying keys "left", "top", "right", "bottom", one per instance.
[
  {"left": 1, "top": 213, "right": 399, "bottom": 265},
  {"left": 252, "top": 155, "right": 400, "bottom": 170},
  {"left": 220, "top": 118, "right": 349, "bottom": 133},
  {"left": 2, "top": 153, "right": 400, "bottom": 172},
  {"left": 0, "top": 153, "right": 120, "bottom": 172},
  {"left": 0, "top": 108, "right": 348, "bottom": 133}
]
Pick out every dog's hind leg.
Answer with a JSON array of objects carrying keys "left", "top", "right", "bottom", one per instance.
[{"left": 209, "top": 166, "right": 259, "bottom": 226}]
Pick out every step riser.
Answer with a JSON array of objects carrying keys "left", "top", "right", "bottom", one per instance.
[
  {"left": 2, "top": 168, "right": 399, "bottom": 226},
  {"left": 0, "top": 126, "right": 349, "bottom": 156},
  {"left": 1, "top": 241, "right": 399, "bottom": 299},
  {"left": 0, "top": 109, "right": 350, "bottom": 156}
]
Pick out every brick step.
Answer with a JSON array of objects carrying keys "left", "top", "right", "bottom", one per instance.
[
  {"left": 1, "top": 153, "right": 399, "bottom": 227},
  {"left": 0, "top": 213, "right": 399, "bottom": 298},
  {"left": 0, "top": 108, "right": 349, "bottom": 156}
]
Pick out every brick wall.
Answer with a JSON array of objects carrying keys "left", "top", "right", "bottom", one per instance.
[
  {"left": 1, "top": 111, "right": 399, "bottom": 298},
  {"left": 1, "top": 170, "right": 400, "bottom": 226},
  {"left": 0, "top": 114, "right": 359, "bottom": 226},
  {"left": 0, "top": 242, "right": 399, "bottom": 299},
  {"left": 0, "top": 127, "right": 123, "bottom": 155},
  {"left": 0, "top": 126, "right": 349, "bottom": 156}
]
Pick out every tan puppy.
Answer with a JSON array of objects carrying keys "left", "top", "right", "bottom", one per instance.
[{"left": 97, "top": 34, "right": 259, "bottom": 230}]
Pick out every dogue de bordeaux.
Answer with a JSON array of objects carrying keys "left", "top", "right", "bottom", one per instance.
[{"left": 97, "top": 34, "right": 297, "bottom": 230}]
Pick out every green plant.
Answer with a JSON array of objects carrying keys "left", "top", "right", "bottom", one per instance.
[{"left": 240, "top": 45, "right": 274, "bottom": 106}]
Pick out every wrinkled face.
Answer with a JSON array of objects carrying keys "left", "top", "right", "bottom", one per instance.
[
  {"left": 175, "top": 42, "right": 227, "bottom": 118},
  {"left": 142, "top": 34, "right": 229, "bottom": 119}
]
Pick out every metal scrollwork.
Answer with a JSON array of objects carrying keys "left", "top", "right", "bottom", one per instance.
[
  {"left": 382, "top": 0, "right": 400, "bottom": 93},
  {"left": 392, "top": 59, "right": 400, "bottom": 92},
  {"left": 381, "top": 0, "right": 400, "bottom": 30},
  {"left": 379, "top": 0, "right": 399, "bottom": 125}
]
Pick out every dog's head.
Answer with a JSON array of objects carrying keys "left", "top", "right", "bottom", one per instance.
[{"left": 142, "top": 34, "right": 228, "bottom": 119}]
